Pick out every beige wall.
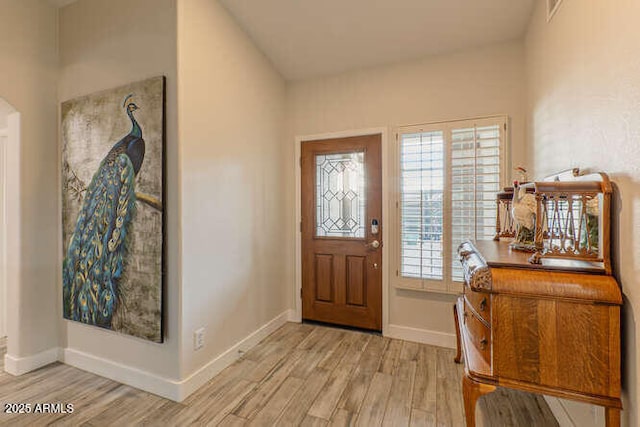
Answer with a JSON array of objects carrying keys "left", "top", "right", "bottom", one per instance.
[
  {"left": 286, "top": 40, "right": 526, "bottom": 335},
  {"left": 58, "top": 0, "right": 180, "bottom": 379},
  {"left": 525, "top": 0, "right": 639, "bottom": 425},
  {"left": 0, "top": 0, "right": 59, "bottom": 357},
  {"left": 177, "top": 0, "right": 288, "bottom": 377}
]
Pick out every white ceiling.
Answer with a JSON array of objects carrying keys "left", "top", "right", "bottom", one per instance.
[
  {"left": 220, "top": 0, "right": 534, "bottom": 80},
  {"left": 46, "top": 0, "right": 534, "bottom": 81}
]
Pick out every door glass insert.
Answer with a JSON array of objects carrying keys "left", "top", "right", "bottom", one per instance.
[{"left": 316, "top": 151, "right": 366, "bottom": 238}]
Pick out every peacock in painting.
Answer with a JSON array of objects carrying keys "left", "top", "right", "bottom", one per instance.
[{"left": 63, "top": 94, "right": 145, "bottom": 329}]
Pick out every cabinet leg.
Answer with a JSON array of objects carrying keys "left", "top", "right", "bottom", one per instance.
[
  {"left": 605, "top": 407, "right": 620, "bottom": 427},
  {"left": 462, "top": 375, "right": 496, "bottom": 427},
  {"left": 454, "top": 304, "right": 462, "bottom": 363}
]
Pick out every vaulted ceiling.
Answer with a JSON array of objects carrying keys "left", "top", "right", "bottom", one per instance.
[
  {"left": 48, "top": 0, "right": 535, "bottom": 81},
  {"left": 219, "top": 0, "right": 535, "bottom": 80}
]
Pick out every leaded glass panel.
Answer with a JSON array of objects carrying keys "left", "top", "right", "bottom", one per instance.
[{"left": 315, "top": 152, "right": 366, "bottom": 238}]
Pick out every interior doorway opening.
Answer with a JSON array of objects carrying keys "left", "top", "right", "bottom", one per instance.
[{"left": 0, "top": 97, "right": 20, "bottom": 361}]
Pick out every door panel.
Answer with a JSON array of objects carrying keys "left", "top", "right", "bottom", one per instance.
[
  {"left": 315, "top": 254, "right": 334, "bottom": 302},
  {"left": 301, "top": 134, "right": 382, "bottom": 331},
  {"left": 346, "top": 255, "right": 366, "bottom": 306}
]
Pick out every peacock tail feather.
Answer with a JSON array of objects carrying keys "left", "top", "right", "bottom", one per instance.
[{"left": 63, "top": 153, "right": 137, "bottom": 328}]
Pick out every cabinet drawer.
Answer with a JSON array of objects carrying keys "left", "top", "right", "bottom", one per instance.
[
  {"left": 463, "top": 301, "right": 491, "bottom": 365},
  {"left": 464, "top": 287, "right": 491, "bottom": 323}
]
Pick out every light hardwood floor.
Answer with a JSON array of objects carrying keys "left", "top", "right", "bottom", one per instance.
[{"left": 0, "top": 323, "right": 558, "bottom": 426}]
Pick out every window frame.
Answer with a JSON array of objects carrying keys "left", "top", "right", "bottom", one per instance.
[{"left": 390, "top": 115, "right": 509, "bottom": 294}]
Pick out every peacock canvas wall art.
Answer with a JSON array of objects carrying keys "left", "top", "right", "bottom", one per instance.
[{"left": 61, "top": 76, "right": 165, "bottom": 343}]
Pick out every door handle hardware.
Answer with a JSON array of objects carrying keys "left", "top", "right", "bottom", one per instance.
[{"left": 366, "top": 240, "right": 381, "bottom": 249}]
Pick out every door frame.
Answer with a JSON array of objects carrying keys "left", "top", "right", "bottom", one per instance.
[
  {"left": 0, "top": 126, "right": 6, "bottom": 338},
  {"left": 1, "top": 111, "right": 20, "bottom": 346},
  {"left": 294, "top": 127, "right": 390, "bottom": 335}
]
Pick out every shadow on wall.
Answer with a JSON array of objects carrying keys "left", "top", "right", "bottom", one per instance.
[{"left": 611, "top": 178, "right": 638, "bottom": 427}]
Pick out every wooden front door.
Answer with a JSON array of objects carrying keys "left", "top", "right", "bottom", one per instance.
[{"left": 301, "top": 134, "right": 382, "bottom": 331}]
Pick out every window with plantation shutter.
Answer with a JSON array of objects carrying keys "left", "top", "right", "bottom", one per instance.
[
  {"left": 393, "top": 116, "right": 507, "bottom": 293},
  {"left": 450, "top": 124, "right": 502, "bottom": 281},
  {"left": 399, "top": 130, "right": 444, "bottom": 281}
]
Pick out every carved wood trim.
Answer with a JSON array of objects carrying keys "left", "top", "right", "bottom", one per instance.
[{"left": 458, "top": 241, "right": 492, "bottom": 291}]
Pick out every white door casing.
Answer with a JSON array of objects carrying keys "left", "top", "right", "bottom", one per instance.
[
  {"left": 0, "top": 130, "right": 6, "bottom": 337},
  {"left": 0, "top": 94, "right": 22, "bottom": 367}
]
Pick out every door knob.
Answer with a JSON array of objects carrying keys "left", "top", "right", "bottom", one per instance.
[{"left": 367, "top": 240, "right": 380, "bottom": 249}]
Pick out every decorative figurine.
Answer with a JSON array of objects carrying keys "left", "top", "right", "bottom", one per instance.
[{"left": 510, "top": 180, "right": 537, "bottom": 251}]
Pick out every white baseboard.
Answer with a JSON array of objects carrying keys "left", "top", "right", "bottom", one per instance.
[
  {"left": 288, "top": 309, "right": 302, "bottom": 323},
  {"left": 545, "top": 396, "right": 575, "bottom": 427},
  {"left": 62, "top": 347, "right": 182, "bottom": 401},
  {"left": 384, "top": 324, "right": 456, "bottom": 349},
  {"left": 178, "top": 309, "right": 294, "bottom": 400},
  {"left": 60, "top": 309, "right": 294, "bottom": 402},
  {"left": 544, "top": 396, "right": 603, "bottom": 427},
  {"left": 4, "top": 347, "right": 61, "bottom": 376}
]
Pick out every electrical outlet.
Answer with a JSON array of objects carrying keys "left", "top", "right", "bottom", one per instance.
[{"left": 194, "top": 328, "right": 205, "bottom": 350}]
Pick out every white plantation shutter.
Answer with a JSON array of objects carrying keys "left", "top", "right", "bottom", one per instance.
[
  {"left": 450, "top": 124, "right": 502, "bottom": 281},
  {"left": 395, "top": 117, "right": 506, "bottom": 292},
  {"left": 399, "top": 131, "right": 444, "bottom": 281}
]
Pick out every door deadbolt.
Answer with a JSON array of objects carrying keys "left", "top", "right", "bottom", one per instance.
[{"left": 371, "top": 219, "right": 379, "bottom": 235}]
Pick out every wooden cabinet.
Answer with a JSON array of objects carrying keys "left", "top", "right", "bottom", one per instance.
[{"left": 454, "top": 171, "right": 623, "bottom": 427}]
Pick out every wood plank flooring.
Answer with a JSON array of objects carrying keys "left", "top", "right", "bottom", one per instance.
[{"left": 0, "top": 323, "right": 558, "bottom": 426}]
